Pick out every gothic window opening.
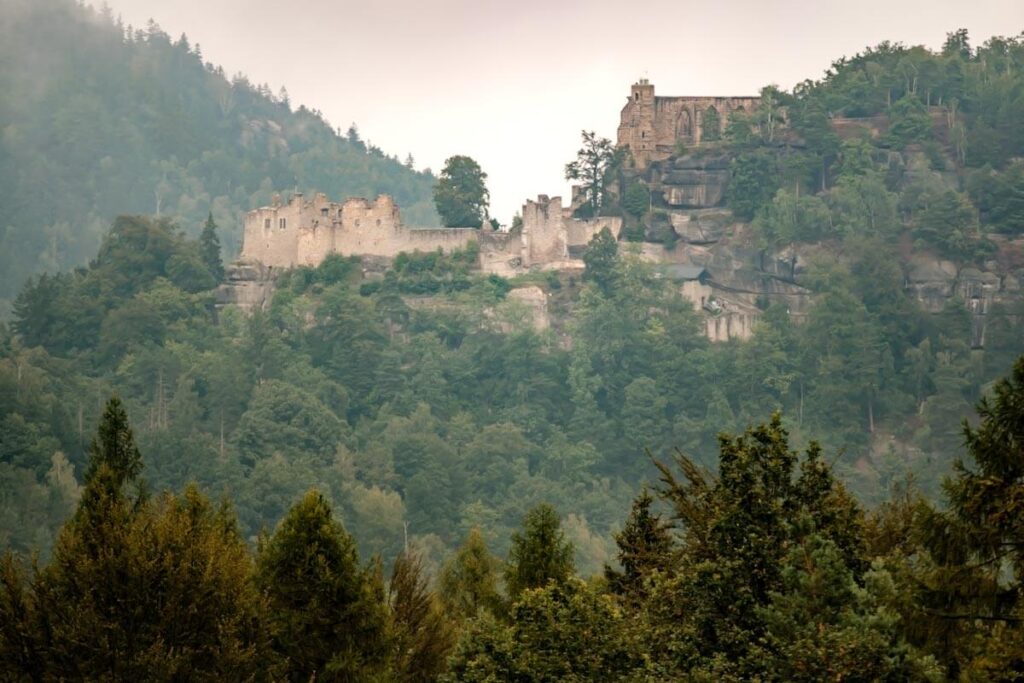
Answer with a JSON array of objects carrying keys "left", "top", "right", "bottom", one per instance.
[
  {"left": 264, "top": 218, "right": 271, "bottom": 230},
  {"left": 279, "top": 218, "right": 286, "bottom": 230}
]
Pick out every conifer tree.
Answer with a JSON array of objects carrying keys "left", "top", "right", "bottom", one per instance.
[
  {"left": 439, "top": 527, "right": 502, "bottom": 620},
  {"left": 199, "top": 212, "right": 224, "bottom": 282},
  {"left": 752, "top": 531, "right": 935, "bottom": 681},
  {"left": 650, "top": 415, "right": 871, "bottom": 678},
  {"left": 0, "top": 398, "right": 273, "bottom": 680},
  {"left": 444, "top": 578, "right": 642, "bottom": 682},
  {"left": 256, "top": 489, "right": 389, "bottom": 682},
  {"left": 604, "top": 489, "right": 674, "bottom": 604},
  {"left": 388, "top": 551, "right": 455, "bottom": 682},
  {"left": 504, "top": 503, "right": 575, "bottom": 601},
  {"left": 918, "top": 356, "right": 1024, "bottom": 677}
]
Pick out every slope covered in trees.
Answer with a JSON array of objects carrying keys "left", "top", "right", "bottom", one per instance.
[
  {"left": 0, "top": 0, "right": 440, "bottom": 311},
  {"left": 5, "top": 359, "right": 1024, "bottom": 680},
  {"left": 2, "top": 21, "right": 1024, "bottom": 680}
]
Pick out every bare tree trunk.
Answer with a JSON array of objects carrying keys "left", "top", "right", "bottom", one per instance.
[{"left": 799, "top": 382, "right": 804, "bottom": 427}]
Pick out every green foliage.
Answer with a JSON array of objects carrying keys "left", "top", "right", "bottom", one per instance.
[
  {"left": 234, "top": 380, "right": 346, "bottom": 465},
  {"left": 383, "top": 244, "right": 483, "bottom": 295},
  {"left": 887, "top": 94, "right": 934, "bottom": 147},
  {"left": 755, "top": 188, "right": 831, "bottom": 246},
  {"left": 439, "top": 528, "right": 503, "bottom": 620},
  {"left": 256, "top": 490, "right": 389, "bottom": 682},
  {"left": 581, "top": 227, "right": 619, "bottom": 294},
  {"left": 200, "top": 213, "right": 225, "bottom": 282},
  {"left": 728, "top": 151, "right": 780, "bottom": 221},
  {"left": 604, "top": 489, "right": 673, "bottom": 604},
  {"left": 445, "top": 579, "right": 643, "bottom": 682},
  {"left": 917, "top": 357, "right": 1024, "bottom": 676},
  {"left": 622, "top": 180, "right": 650, "bottom": 218},
  {"left": 911, "top": 187, "right": 987, "bottom": 260},
  {"left": 0, "top": 0, "right": 439, "bottom": 309},
  {"left": 504, "top": 503, "right": 575, "bottom": 600},
  {"left": 433, "top": 156, "right": 489, "bottom": 228},
  {"left": 752, "top": 535, "right": 934, "bottom": 680},
  {"left": 565, "top": 130, "right": 620, "bottom": 217},
  {"left": 388, "top": 551, "right": 455, "bottom": 683},
  {"left": 0, "top": 402, "right": 273, "bottom": 681},
  {"left": 970, "top": 160, "right": 1024, "bottom": 235},
  {"left": 644, "top": 415, "right": 870, "bottom": 678},
  {"left": 701, "top": 106, "right": 722, "bottom": 142},
  {"left": 829, "top": 171, "right": 900, "bottom": 237}
]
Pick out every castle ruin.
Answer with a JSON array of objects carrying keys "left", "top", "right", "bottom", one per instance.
[
  {"left": 240, "top": 193, "right": 477, "bottom": 267},
  {"left": 237, "top": 192, "right": 621, "bottom": 275},
  {"left": 617, "top": 79, "right": 759, "bottom": 168}
]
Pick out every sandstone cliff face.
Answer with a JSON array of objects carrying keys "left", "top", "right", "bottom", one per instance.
[
  {"left": 655, "top": 155, "right": 732, "bottom": 209},
  {"left": 670, "top": 209, "right": 737, "bottom": 244},
  {"left": 215, "top": 260, "right": 277, "bottom": 312}
]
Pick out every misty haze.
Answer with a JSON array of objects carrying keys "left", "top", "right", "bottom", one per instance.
[{"left": 0, "top": 0, "right": 1023, "bottom": 679}]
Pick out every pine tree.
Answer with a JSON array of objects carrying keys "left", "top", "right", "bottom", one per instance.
[
  {"left": 439, "top": 527, "right": 502, "bottom": 620},
  {"left": 752, "top": 532, "right": 934, "bottom": 681},
  {"left": 604, "top": 489, "right": 674, "bottom": 604},
  {"left": 199, "top": 212, "right": 224, "bottom": 282},
  {"left": 918, "top": 356, "right": 1024, "bottom": 677},
  {"left": 649, "top": 415, "right": 871, "bottom": 678},
  {"left": 504, "top": 503, "right": 575, "bottom": 601},
  {"left": 256, "top": 489, "right": 389, "bottom": 682},
  {"left": 0, "top": 398, "right": 273, "bottom": 680},
  {"left": 388, "top": 551, "right": 455, "bottom": 682},
  {"left": 444, "top": 579, "right": 643, "bottom": 682}
]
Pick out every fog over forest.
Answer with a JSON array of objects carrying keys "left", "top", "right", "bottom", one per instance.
[{"left": 1, "top": 0, "right": 1024, "bottom": 680}]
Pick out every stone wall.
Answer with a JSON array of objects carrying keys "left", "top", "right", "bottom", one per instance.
[
  {"left": 519, "top": 195, "right": 621, "bottom": 267},
  {"left": 617, "top": 79, "right": 760, "bottom": 168},
  {"left": 241, "top": 193, "right": 477, "bottom": 268},
  {"left": 239, "top": 192, "right": 622, "bottom": 276}
]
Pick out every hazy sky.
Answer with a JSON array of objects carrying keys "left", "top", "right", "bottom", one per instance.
[{"left": 106, "top": 0, "right": 1023, "bottom": 221}]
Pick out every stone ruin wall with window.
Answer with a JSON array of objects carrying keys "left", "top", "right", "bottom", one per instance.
[
  {"left": 238, "top": 192, "right": 622, "bottom": 275},
  {"left": 240, "top": 193, "right": 479, "bottom": 267},
  {"left": 617, "top": 79, "right": 760, "bottom": 169}
]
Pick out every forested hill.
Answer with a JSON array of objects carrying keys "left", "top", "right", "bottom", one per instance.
[{"left": 0, "top": 0, "right": 440, "bottom": 310}]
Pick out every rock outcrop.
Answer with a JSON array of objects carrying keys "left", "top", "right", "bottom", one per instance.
[{"left": 656, "top": 155, "right": 731, "bottom": 208}]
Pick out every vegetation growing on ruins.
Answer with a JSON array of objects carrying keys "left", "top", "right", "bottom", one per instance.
[{"left": 433, "top": 156, "right": 491, "bottom": 229}]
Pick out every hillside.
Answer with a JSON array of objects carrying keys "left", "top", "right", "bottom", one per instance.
[
  {"left": 3, "top": 13, "right": 1024, "bottom": 679},
  {"left": 0, "top": 0, "right": 440, "bottom": 311}
]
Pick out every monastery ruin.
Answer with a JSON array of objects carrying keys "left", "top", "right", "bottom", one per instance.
[{"left": 617, "top": 79, "right": 759, "bottom": 168}]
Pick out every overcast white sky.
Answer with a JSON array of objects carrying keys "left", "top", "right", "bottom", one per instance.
[{"left": 105, "top": 0, "right": 1023, "bottom": 221}]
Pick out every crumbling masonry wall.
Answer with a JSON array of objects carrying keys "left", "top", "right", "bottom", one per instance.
[
  {"left": 617, "top": 79, "right": 760, "bottom": 168},
  {"left": 241, "top": 193, "right": 477, "bottom": 268}
]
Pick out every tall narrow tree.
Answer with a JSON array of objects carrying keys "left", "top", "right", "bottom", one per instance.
[
  {"left": 199, "top": 212, "right": 225, "bottom": 282},
  {"left": 504, "top": 504, "right": 575, "bottom": 601}
]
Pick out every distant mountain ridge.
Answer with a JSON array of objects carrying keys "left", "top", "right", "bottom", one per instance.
[{"left": 0, "top": 0, "right": 440, "bottom": 310}]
